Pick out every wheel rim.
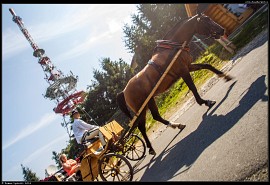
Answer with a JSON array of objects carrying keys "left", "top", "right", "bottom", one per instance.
[
  {"left": 124, "top": 134, "right": 146, "bottom": 161},
  {"left": 98, "top": 153, "right": 133, "bottom": 181}
]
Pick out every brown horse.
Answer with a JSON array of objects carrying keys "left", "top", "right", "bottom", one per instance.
[{"left": 117, "top": 10, "right": 232, "bottom": 155}]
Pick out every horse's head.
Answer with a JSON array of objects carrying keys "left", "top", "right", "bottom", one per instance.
[{"left": 195, "top": 8, "right": 225, "bottom": 39}]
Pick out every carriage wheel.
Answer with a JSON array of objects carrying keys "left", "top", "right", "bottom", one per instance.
[
  {"left": 98, "top": 153, "right": 133, "bottom": 181},
  {"left": 123, "top": 134, "right": 146, "bottom": 161}
]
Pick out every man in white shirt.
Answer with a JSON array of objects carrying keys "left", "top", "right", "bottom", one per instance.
[{"left": 71, "top": 110, "right": 106, "bottom": 147}]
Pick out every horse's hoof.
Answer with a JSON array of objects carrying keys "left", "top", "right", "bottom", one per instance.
[
  {"left": 225, "top": 75, "right": 233, "bottom": 82},
  {"left": 178, "top": 124, "right": 186, "bottom": 130},
  {"left": 149, "top": 149, "right": 156, "bottom": 155},
  {"left": 206, "top": 100, "right": 216, "bottom": 108},
  {"left": 218, "top": 74, "right": 233, "bottom": 82},
  {"left": 168, "top": 122, "right": 181, "bottom": 129}
]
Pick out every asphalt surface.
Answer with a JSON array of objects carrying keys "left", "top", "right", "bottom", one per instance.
[{"left": 130, "top": 31, "right": 268, "bottom": 181}]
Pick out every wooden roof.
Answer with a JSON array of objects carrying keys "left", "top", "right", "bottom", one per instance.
[{"left": 184, "top": 4, "right": 254, "bottom": 35}]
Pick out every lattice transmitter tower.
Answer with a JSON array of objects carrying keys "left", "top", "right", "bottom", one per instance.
[{"left": 9, "top": 8, "right": 87, "bottom": 116}]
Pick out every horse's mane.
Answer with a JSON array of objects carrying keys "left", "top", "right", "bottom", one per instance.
[{"left": 162, "top": 16, "right": 191, "bottom": 40}]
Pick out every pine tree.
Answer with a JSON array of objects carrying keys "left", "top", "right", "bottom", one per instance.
[
  {"left": 21, "top": 164, "right": 40, "bottom": 181},
  {"left": 84, "top": 58, "right": 134, "bottom": 125}
]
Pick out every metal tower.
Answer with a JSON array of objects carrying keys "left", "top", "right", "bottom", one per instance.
[{"left": 9, "top": 8, "right": 87, "bottom": 116}]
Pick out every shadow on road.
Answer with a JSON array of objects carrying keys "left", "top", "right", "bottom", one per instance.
[{"left": 136, "top": 75, "right": 268, "bottom": 181}]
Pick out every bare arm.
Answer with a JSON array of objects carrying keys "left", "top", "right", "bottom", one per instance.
[
  {"left": 62, "top": 159, "right": 77, "bottom": 170},
  {"left": 62, "top": 162, "right": 71, "bottom": 170}
]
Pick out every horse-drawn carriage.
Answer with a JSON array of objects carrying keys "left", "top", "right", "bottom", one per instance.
[
  {"left": 42, "top": 4, "right": 233, "bottom": 182},
  {"left": 44, "top": 120, "right": 146, "bottom": 182}
]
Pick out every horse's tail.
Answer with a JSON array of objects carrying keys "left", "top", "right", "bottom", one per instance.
[{"left": 116, "top": 91, "right": 132, "bottom": 119}]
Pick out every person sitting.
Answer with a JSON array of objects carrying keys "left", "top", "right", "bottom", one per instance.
[
  {"left": 59, "top": 153, "right": 81, "bottom": 179},
  {"left": 71, "top": 110, "right": 106, "bottom": 149}
]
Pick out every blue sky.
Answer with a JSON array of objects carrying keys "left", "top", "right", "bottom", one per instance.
[{"left": 2, "top": 4, "right": 138, "bottom": 181}]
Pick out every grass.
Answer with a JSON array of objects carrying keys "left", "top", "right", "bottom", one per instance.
[{"left": 231, "top": 10, "right": 268, "bottom": 50}]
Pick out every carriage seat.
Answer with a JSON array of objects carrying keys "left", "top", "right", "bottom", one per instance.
[
  {"left": 81, "top": 136, "right": 105, "bottom": 156},
  {"left": 81, "top": 136, "right": 99, "bottom": 149}
]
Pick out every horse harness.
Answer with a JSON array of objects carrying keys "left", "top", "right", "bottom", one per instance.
[{"left": 148, "top": 40, "right": 190, "bottom": 78}]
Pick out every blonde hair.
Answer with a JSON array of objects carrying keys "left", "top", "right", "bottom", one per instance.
[{"left": 59, "top": 154, "right": 67, "bottom": 164}]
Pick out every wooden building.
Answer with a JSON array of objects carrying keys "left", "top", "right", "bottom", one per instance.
[{"left": 185, "top": 4, "right": 258, "bottom": 36}]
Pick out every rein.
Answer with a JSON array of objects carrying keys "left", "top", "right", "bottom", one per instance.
[{"left": 156, "top": 40, "right": 190, "bottom": 52}]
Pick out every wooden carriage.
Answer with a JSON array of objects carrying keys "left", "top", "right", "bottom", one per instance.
[
  {"left": 79, "top": 120, "right": 125, "bottom": 181},
  {"left": 44, "top": 120, "right": 146, "bottom": 182}
]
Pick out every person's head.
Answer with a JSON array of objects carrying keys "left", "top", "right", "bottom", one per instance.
[
  {"left": 71, "top": 110, "right": 80, "bottom": 119},
  {"left": 59, "top": 154, "right": 67, "bottom": 164}
]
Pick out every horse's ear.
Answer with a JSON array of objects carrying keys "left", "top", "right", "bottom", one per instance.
[
  {"left": 131, "top": 53, "right": 138, "bottom": 69},
  {"left": 197, "top": 4, "right": 209, "bottom": 16}
]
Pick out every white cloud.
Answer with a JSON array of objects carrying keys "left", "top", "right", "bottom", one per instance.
[
  {"left": 2, "top": 112, "right": 59, "bottom": 150},
  {"left": 107, "top": 18, "right": 121, "bottom": 34},
  {"left": 3, "top": 5, "right": 97, "bottom": 60},
  {"left": 22, "top": 134, "right": 67, "bottom": 164},
  {"left": 53, "top": 29, "right": 117, "bottom": 62},
  {"left": 3, "top": 133, "right": 67, "bottom": 181},
  {"left": 2, "top": 164, "right": 23, "bottom": 181},
  {"left": 2, "top": 28, "right": 29, "bottom": 57},
  {"left": 3, "top": 4, "right": 137, "bottom": 61}
]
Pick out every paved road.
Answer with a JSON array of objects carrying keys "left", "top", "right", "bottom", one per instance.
[{"left": 130, "top": 32, "right": 268, "bottom": 181}]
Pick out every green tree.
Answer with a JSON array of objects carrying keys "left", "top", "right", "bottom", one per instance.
[
  {"left": 61, "top": 139, "right": 82, "bottom": 159},
  {"left": 84, "top": 58, "right": 134, "bottom": 125},
  {"left": 21, "top": 164, "right": 40, "bottom": 181},
  {"left": 51, "top": 151, "right": 62, "bottom": 169},
  {"left": 123, "top": 4, "right": 187, "bottom": 70}
]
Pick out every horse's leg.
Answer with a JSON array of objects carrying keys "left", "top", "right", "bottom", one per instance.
[
  {"left": 148, "top": 97, "right": 186, "bottom": 129},
  {"left": 189, "top": 63, "right": 233, "bottom": 81},
  {"left": 182, "top": 71, "right": 216, "bottom": 108},
  {"left": 137, "top": 108, "right": 156, "bottom": 155},
  {"left": 148, "top": 97, "right": 169, "bottom": 125}
]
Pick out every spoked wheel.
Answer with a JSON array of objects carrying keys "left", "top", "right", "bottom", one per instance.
[
  {"left": 123, "top": 134, "right": 146, "bottom": 161},
  {"left": 98, "top": 153, "right": 133, "bottom": 181}
]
